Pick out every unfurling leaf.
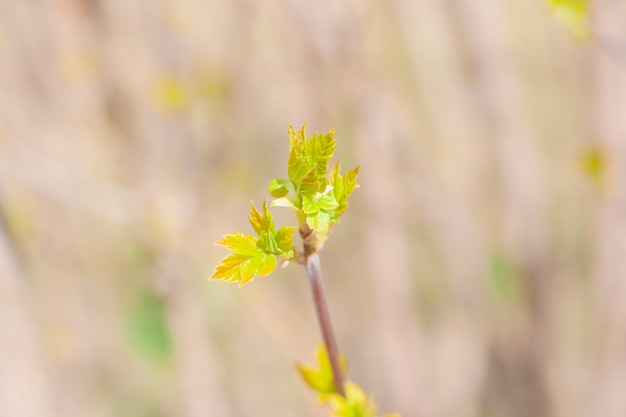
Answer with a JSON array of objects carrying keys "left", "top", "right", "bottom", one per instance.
[
  {"left": 329, "top": 161, "right": 360, "bottom": 219},
  {"left": 288, "top": 124, "right": 313, "bottom": 185},
  {"left": 268, "top": 178, "right": 292, "bottom": 198},
  {"left": 275, "top": 226, "right": 297, "bottom": 253},
  {"left": 249, "top": 200, "right": 274, "bottom": 235},
  {"left": 287, "top": 124, "right": 337, "bottom": 197},
  {"left": 302, "top": 187, "right": 339, "bottom": 234},
  {"left": 300, "top": 168, "right": 323, "bottom": 198}
]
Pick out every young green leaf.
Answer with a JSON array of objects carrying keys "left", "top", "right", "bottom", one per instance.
[
  {"left": 329, "top": 161, "right": 360, "bottom": 219},
  {"left": 302, "top": 186, "right": 340, "bottom": 234},
  {"left": 215, "top": 232, "right": 259, "bottom": 257},
  {"left": 210, "top": 237, "right": 276, "bottom": 286},
  {"left": 258, "top": 226, "right": 297, "bottom": 256},
  {"left": 299, "top": 345, "right": 399, "bottom": 417},
  {"left": 288, "top": 124, "right": 313, "bottom": 186},
  {"left": 211, "top": 200, "right": 295, "bottom": 286},
  {"left": 302, "top": 192, "right": 340, "bottom": 214},
  {"left": 287, "top": 124, "right": 337, "bottom": 197},
  {"left": 268, "top": 178, "right": 292, "bottom": 198},
  {"left": 249, "top": 200, "right": 274, "bottom": 236},
  {"left": 300, "top": 168, "right": 322, "bottom": 198},
  {"left": 307, "top": 131, "right": 337, "bottom": 188},
  {"left": 327, "top": 383, "right": 377, "bottom": 417},
  {"left": 327, "top": 382, "right": 400, "bottom": 417},
  {"left": 298, "top": 344, "right": 348, "bottom": 401},
  {"left": 275, "top": 226, "right": 297, "bottom": 253},
  {"left": 307, "top": 211, "right": 331, "bottom": 234}
]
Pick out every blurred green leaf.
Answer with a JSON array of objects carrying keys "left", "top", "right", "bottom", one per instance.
[
  {"left": 547, "top": 0, "right": 589, "bottom": 40},
  {"left": 126, "top": 289, "right": 173, "bottom": 363},
  {"left": 580, "top": 146, "right": 607, "bottom": 185},
  {"left": 153, "top": 76, "right": 188, "bottom": 111},
  {"left": 489, "top": 252, "right": 521, "bottom": 305},
  {"left": 128, "top": 240, "right": 155, "bottom": 273}
]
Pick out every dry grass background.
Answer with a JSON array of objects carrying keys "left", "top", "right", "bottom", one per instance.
[{"left": 1, "top": 1, "right": 626, "bottom": 417}]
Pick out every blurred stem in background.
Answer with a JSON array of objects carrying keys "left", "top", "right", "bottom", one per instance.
[{"left": 0, "top": 195, "right": 54, "bottom": 417}]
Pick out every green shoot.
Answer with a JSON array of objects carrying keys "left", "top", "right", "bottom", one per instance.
[{"left": 210, "top": 123, "right": 399, "bottom": 417}]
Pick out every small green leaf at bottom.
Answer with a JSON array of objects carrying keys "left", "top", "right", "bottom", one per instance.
[{"left": 298, "top": 344, "right": 348, "bottom": 400}]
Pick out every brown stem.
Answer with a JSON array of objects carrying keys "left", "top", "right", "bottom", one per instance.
[{"left": 300, "top": 226, "right": 345, "bottom": 397}]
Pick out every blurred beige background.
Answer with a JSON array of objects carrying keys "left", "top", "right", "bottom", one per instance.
[{"left": 1, "top": 1, "right": 626, "bottom": 417}]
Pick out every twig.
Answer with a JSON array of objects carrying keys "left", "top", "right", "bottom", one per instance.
[{"left": 300, "top": 226, "right": 346, "bottom": 397}]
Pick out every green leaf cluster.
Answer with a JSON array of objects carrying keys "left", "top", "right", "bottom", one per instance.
[
  {"left": 270, "top": 124, "right": 359, "bottom": 238},
  {"left": 211, "top": 200, "right": 296, "bottom": 286},
  {"left": 298, "top": 345, "right": 399, "bottom": 417},
  {"left": 547, "top": 0, "right": 589, "bottom": 40},
  {"left": 211, "top": 123, "right": 358, "bottom": 281}
]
